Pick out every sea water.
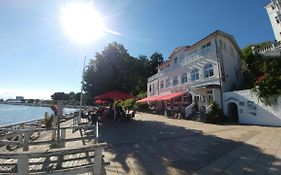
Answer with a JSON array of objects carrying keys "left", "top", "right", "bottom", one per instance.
[{"left": 0, "top": 104, "right": 78, "bottom": 126}]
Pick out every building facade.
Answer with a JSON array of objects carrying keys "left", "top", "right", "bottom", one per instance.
[
  {"left": 141, "top": 31, "right": 242, "bottom": 117},
  {"left": 253, "top": 0, "right": 281, "bottom": 56},
  {"left": 265, "top": 0, "right": 281, "bottom": 41}
]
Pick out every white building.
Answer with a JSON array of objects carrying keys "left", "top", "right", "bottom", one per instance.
[
  {"left": 255, "top": 0, "right": 281, "bottom": 56},
  {"left": 138, "top": 30, "right": 242, "bottom": 118},
  {"left": 265, "top": 0, "right": 281, "bottom": 41}
]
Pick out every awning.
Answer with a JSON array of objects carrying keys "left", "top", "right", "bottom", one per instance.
[
  {"left": 136, "top": 95, "right": 161, "bottom": 103},
  {"left": 137, "top": 91, "right": 185, "bottom": 103},
  {"left": 157, "top": 92, "right": 185, "bottom": 101}
]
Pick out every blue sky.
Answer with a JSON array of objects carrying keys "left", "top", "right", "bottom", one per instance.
[{"left": 0, "top": 0, "right": 274, "bottom": 100}]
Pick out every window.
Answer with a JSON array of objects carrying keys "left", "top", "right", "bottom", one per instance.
[
  {"left": 219, "top": 39, "right": 223, "bottom": 47},
  {"left": 174, "top": 57, "right": 178, "bottom": 64},
  {"left": 165, "top": 64, "right": 170, "bottom": 69},
  {"left": 191, "top": 69, "right": 199, "bottom": 81},
  {"left": 181, "top": 73, "right": 188, "bottom": 84},
  {"left": 149, "top": 85, "right": 152, "bottom": 92},
  {"left": 276, "top": 16, "right": 280, "bottom": 23},
  {"left": 207, "top": 90, "right": 213, "bottom": 105},
  {"left": 204, "top": 64, "right": 214, "bottom": 78},
  {"left": 160, "top": 80, "right": 164, "bottom": 89},
  {"left": 160, "top": 67, "right": 164, "bottom": 71},
  {"left": 173, "top": 76, "right": 178, "bottom": 86},
  {"left": 165, "top": 78, "right": 170, "bottom": 87},
  {"left": 201, "top": 42, "right": 211, "bottom": 49}
]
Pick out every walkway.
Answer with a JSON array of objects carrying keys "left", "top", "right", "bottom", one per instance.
[{"left": 100, "top": 113, "right": 281, "bottom": 175}]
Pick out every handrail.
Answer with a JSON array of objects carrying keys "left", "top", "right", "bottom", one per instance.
[
  {"left": 0, "top": 123, "right": 95, "bottom": 132},
  {"left": 206, "top": 103, "right": 213, "bottom": 113},
  {"left": 0, "top": 143, "right": 107, "bottom": 175},
  {"left": 185, "top": 102, "right": 194, "bottom": 118},
  {"left": 0, "top": 124, "right": 97, "bottom": 151},
  {"left": 0, "top": 143, "right": 107, "bottom": 158}
]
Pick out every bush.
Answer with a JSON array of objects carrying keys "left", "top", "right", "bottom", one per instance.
[
  {"left": 43, "top": 112, "right": 53, "bottom": 128},
  {"left": 115, "top": 99, "right": 136, "bottom": 111},
  {"left": 206, "top": 102, "right": 223, "bottom": 123},
  {"left": 135, "top": 102, "right": 148, "bottom": 112}
]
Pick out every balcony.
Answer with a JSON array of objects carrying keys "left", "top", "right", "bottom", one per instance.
[
  {"left": 148, "top": 72, "right": 163, "bottom": 82},
  {"left": 254, "top": 41, "right": 281, "bottom": 57},
  {"left": 181, "top": 45, "right": 215, "bottom": 65}
]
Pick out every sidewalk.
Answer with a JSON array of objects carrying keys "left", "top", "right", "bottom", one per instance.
[{"left": 100, "top": 113, "right": 281, "bottom": 175}]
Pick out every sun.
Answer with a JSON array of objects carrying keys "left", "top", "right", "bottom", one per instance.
[{"left": 60, "top": 2, "right": 105, "bottom": 44}]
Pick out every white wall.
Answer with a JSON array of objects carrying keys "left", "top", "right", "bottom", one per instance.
[
  {"left": 218, "top": 36, "right": 242, "bottom": 92},
  {"left": 224, "top": 89, "right": 281, "bottom": 126}
]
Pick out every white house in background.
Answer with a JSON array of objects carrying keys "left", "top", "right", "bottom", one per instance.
[
  {"left": 254, "top": 0, "right": 281, "bottom": 56},
  {"left": 139, "top": 30, "right": 242, "bottom": 118},
  {"left": 265, "top": 0, "right": 281, "bottom": 41}
]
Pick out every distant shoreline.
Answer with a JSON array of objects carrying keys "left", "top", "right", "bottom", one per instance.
[{"left": 0, "top": 102, "right": 81, "bottom": 109}]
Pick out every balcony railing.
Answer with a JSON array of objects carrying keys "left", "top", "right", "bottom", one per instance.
[
  {"left": 148, "top": 45, "right": 215, "bottom": 82},
  {"left": 255, "top": 41, "right": 281, "bottom": 55},
  {"left": 181, "top": 45, "right": 215, "bottom": 65}
]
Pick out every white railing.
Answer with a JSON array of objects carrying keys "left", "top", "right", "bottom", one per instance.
[
  {"left": 0, "top": 143, "right": 107, "bottom": 175},
  {"left": 256, "top": 41, "right": 281, "bottom": 54},
  {"left": 185, "top": 102, "right": 194, "bottom": 118},
  {"left": 148, "top": 72, "right": 163, "bottom": 82},
  {"left": 181, "top": 46, "right": 215, "bottom": 65},
  {"left": 206, "top": 103, "right": 213, "bottom": 114},
  {"left": 0, "top": 124, "right": 97, "bottom": 151}
]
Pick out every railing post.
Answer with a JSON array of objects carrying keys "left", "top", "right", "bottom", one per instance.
[
  {"left": 52, "top": 115, "right": 57, "bottom": 141},
  {"left": 94, "top": 147, "right": 103, "bottom": 175},
  {"left": 18, "top": 154, "right": 29, "bottom": 175},
  {"left": 23, "top": 131, "right": 30, "bottom": 151},
  {"left": 18, "top": 132, "right": 23, "bottom": 143},
  {"left": 95, "top": 121, "right": 99, "bottom": 143},
  {"left": 61, "top": 128, "right": 66, "bottom": 147}
]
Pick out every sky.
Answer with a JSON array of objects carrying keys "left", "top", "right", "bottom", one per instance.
[{"left": 0, "top": 0, "right": 274, "bottom": 100}]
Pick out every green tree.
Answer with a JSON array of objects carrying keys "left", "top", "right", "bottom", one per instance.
[
  {"left": 51, "top": 92, "right": 68, "bottom": 101},
  {"left": 149, "top": 52, "right": 164, "bottom": 75},
  {"left": 84, "top": 42, "right": 160, "bottom": 99}
]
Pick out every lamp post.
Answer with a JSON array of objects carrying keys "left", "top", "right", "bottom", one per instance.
[{"left": 77, "top": 56, "right": 87, "bottom": 125}]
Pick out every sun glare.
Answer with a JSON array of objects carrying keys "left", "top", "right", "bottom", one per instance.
[{"left": 60, "top": 2, "right": 105, "bottom": 44}]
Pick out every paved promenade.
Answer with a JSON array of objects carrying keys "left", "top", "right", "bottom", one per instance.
[{"left": 100, "top": 113, "right": 281, "bottom": 175}]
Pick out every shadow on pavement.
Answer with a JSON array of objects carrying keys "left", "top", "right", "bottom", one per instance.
[{"left": 95, "top": 118, "right": 281, "bottom": 175}]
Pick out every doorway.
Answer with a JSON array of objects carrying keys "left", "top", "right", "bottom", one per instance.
[{"left": 228, "top": 102, "right": 239, "bottom": 122}]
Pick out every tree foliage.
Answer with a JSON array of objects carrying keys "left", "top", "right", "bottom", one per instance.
[
  {"left": 84, "top": 42, "right": 164, "bottom": 100},
  {"left": 241, "top": 42, "right": 281, "bottom": 105}
]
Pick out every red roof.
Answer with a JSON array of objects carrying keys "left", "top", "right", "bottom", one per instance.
[
  {"left": 137, "top": 92, "right": 185, "bottom": 103},
  {"left": 95, "top": 91, "right": 135, "bottom": 101}
]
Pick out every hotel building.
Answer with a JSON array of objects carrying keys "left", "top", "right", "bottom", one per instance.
[{"left": 139, "top": 30, "right": 242, "bottom": 117}]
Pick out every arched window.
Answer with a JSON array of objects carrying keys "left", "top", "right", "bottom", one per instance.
[
  {"left": 181, "top": 73, "right": 188, "bottom": 84},
  {"left": 173, "top": 76, "right": 178, "bottom": 86},
  {"left": 165, "top": 78, "right": 170, "bottom": 87},
  {"left": 191, "top": 69, "right": 199, "bottom": 81},
  {"left": 204, "top": 64, "right": 214, "bottom": 78}
]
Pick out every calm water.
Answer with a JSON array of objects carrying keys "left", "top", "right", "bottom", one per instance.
[{"left": 0, "top": 104, "right": 78, "bottom": 126}]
